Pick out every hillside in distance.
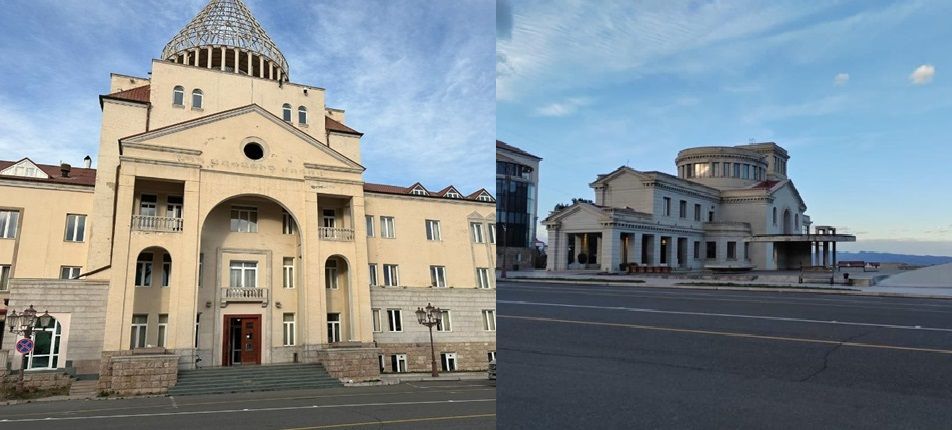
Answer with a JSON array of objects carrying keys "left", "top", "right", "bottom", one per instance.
[{"left": 837, "top": 251, "right": 952, "bottom": 266}]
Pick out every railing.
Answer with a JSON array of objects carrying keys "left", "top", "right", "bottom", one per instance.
[
  {"left": 319, "top": 227, "right": 354, "bottom": 241},
  {"left": 132, "top": 215, "right": 184, "bottom": 232},
  {"left": 220, "top": 287, "right": 269, "bottom": 307}
]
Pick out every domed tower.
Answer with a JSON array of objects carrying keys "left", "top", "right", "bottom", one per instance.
[
  {"left": 675, "top": 145, "right": 770, "bottom": 189},
  {"left": 162, "top": 0, "right": 290, "bottom": 82}
]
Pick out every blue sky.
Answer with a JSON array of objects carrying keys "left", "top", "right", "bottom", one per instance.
[
  {"left": 497, "top": 0, "right": 952, "bottom": 256},
  {"left": 0, "top": 0, "right": 494, "bottom": 194}
]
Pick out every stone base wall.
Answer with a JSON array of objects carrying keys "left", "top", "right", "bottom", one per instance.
[
  {"left": 1, "top": 369, "right": 72, "bottom": 393},
  {"left": 97, "top": 349, "right": 179, "bottom": 396},
  {"left": 308, "top": 345, "right": 381, "bottom": 382},
  {"left": 378, "top": 341, "right": 495, "bottom": 373}
]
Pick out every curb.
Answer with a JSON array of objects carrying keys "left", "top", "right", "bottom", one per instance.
[{"left": 500, "top": 277, "right": 952, "bottom": 300}]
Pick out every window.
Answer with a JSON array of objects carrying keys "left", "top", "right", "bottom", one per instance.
[
  {"left": 488, "top": 224, "right": 496, "bottom": 244},
  {"left": 476, "top": 268, "right": 491, "bottom": 289},
  {"left": 298, "top": 106, "right": 308, "bottom": 124},
  {"left": 440, "top": 352, "right": 458, "bottom": 372},
  {"left": 772, "top": 207, "right": 777, "bottom": 225},
  {"left": 488, "top": 351, "right": 496, "bottom": 362},
  {"left": 391, "top": 354, "right": 408, "bottom": 373},
  {"left": 694, "top": 204, "right": 701, "bottom": 222},
  {"left": 795, "top": 214, "right": 799, "bottom": 232},
  {"left": 723, "top": 162, "right": 731, "bottom": 177},
  {"left": 706, "top": 242, "right": 717, "bottom": 259},
  {"left": 711, "top": 162, "right": 718, "bottom": 177},
  {"left": 161, "top": 253, "right": 171, "bottom": 287},
  {"left": 679, "top": 200, "right": 687, "bottom": 218},
  {"left": 198, "top": 253, "right": 204, "bottom": 288},
  {"left": 365, "top": 215, "right": 374, "bottom": 237},
  {"left": 135, "top": 253, "right": 153, "bottom": 287},
  {"left": 0, "top": 265, "right": 10, "bottom": 291},
  {"left": 368, "top": 263, "right": 378, "bottom": 286},
  {"left": 322, "top": 209, "right": 336, "bottom": 229},
  {"left": 708, "top": 211, "right": 714, "bottom": 222},
  {"left": 130, "top": 314, "right": 148, "bottom": 348},
  {"left": 477, "top": 192, "right": 494, "bottom": 202},
  {"left": 282, "top": 211, "right": 296, "bottom": 235},
  {"left": 733, "top": 163, "right": 741, "bottom": 178},
  {"left": 380, "top": 216, "right": 395, "bottom": 238},
  {"left": 383, "top": 264, "right": 399, "bottom": 286},
  {"left": 387, "top": 309, "right": 403, "bottom": 332},
  {"left": 693, "top": 241, "right": 700, "bottom": 259},
  {"left": 482, "top": 310, "right": 496, "bottom": 331},
  {"left": 446, "top": 191, "right": 461, "bottom": 198},
  {"left": 195, "top": 313, "right": 200, "bottom": 348},
  {"left": 436, "top": 310, "right": 452, "bottom": 332},
  {"left": 64, "top": 214, "right": 87, "bottom": 242},
  {"left": 157, "top": 314, "right": 168, "bottom": 348},
  {"left": 425, "top": 219, "right": 441, "bottom": 241},
  {"left": 166, "top": 196, "right": 183, "bottom": 221},
  {"left": 282, "top": 103, "right": 292, "bottom": 122},
  {"left": 243, "top": 142, "right": 264, "bottom": 160},
  {"left": 325, "top": 259, "right": 338, "bottom": 289},
  {"left": 744, "top": 242, "right": 750, "bottom": 260},
  {"left": 27, "top": 317, "right": 62, "bottom": 369},
  {"left": 283, "top": 257, "right": 294, "bottom": 289},
  {"left": 139, "top": 194, "right": 157, "bottom": 217},
  {"left": 410, "top": 186, "right": 428, "bottom": 196},
  {"left": 283, "top": 313, "right": 296, "bottom": 346},
  {"left": 662, "top": 197, "right": 671, "bottom": 216},
  {"left": 430, "top": 265, "right": 447, "bottom": 288},
  {"left": 378, "top": 355, "right": 385, "bottom": 373},
  {"left": 727, "top": 242, "right": 737, "bottom": 260},
  {"left": 471, "top": 222, "right": 485, "bottom": 243},
  {"left": 172, "top": 86, "right": 184, "bottom": 106},
  {"left": 230, "top": 206, "right": 258, "bottom": 232},
  {"left": 0, "top": 210, "right": 19, "bottom": 239},
  {"left": 327, "top": 313, "right": 341, "bottom": 343},
  {"left": 742, "top": 164, "right": 751, "bottom": 179},
  {"left": 229, "top": 261, "right": 257, "bottom": 288},
  {"left": 60, "top": 266, "right": 81, "bottom": 280},
  {"left": 191, "top": 89, "right": 203, "bottom": 108},
  {"left": 372, "top": 309, "right": 382, "bottom": 332}
]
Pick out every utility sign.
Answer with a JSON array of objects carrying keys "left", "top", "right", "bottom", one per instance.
[{"left": 15, "top": 338, "right": 34, "bottom": 354}]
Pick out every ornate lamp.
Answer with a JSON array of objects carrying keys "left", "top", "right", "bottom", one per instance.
[{"left": 415, "top": 303, "right": 443, "bottom": 377}]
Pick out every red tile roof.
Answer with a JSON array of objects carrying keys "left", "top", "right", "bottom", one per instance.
[
  {"left": 0, "top": 158, "right": 96, "bottom": 187},
  {"left": 752, "top": 180, "right": 781, "bottom": 190},
  {"left": 325, "top": 116, "right": 363, "bottom": 136},
  {"left": 102, "top": 85, "right": 151, "bottom": 104},
  {"left": 497, "top": 140, "right": 541, "bottom": 159},
  {"left": 364, "top": 182, "right": 493, "bottom": 203}
]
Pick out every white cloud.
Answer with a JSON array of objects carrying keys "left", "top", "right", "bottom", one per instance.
[
  {"left": 534, "top": 97, "right": 591, "bottom": 117},
  {"left": 834, "top": 72, "right": 849, "bottom": 86},
  {"left": 910, "top": 64, "right": 935, "bottom": 85}
]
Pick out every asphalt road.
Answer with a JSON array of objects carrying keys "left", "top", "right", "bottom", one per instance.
[
  {"left": 0, "top": 380, "right": 495, "bottom": 429},
  {"left": 497, "top": 281, "right": 952, "bottom": 429}
]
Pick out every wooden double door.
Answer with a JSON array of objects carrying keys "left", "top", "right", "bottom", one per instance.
[{"left": 222, "top": 315, "right": 261, "bottom": 366}]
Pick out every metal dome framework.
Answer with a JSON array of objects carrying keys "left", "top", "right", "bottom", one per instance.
[{"left": 162, "top": 0, "right": 290, "bottom": 81}]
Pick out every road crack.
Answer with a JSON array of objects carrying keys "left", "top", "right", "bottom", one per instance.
[{"left": 797, "top": 330, "right": 873, "bottom": 383}]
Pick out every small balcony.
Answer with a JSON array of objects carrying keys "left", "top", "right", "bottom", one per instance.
[
  {"left": 220, "top": 287, "right": 269, "bottom": 307},
  {"left": 319, "top": 227, "right": 354, "bottom": 242},
  {"left": 132, "top": 215, "right": 184, "bottom": 232}
]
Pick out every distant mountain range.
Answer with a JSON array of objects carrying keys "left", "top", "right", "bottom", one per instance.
[{"left": 838, "top": 251, "right": 952, "bottom": 266}]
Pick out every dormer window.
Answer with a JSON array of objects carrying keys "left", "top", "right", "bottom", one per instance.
[
  {"left": 446, "top": 192, "right": 461, "bottom": 199},
  {"left": 191, "top": 89, "right": 203, "bottom": 109},
  {"left": 298, "top": 106, "right": 307, "bottom": 124},
  {"left": 173, "top": 86, "right": 185, "bottom": 106},
  {"left": 1, "top": 159, "right": 49, "bottom": 179},
  {"left": 282, "top": 104, "right": 292, "bottom": 122},
  {"left": 476, "top": 191, "right": 494, "bottom": 202},
  {"left": 410, "top": 187, "right": 428, "bottom": 196}
]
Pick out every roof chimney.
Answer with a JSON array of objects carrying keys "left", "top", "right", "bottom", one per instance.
[
  {"left": 83, "top": 155, "right": 92, "bottom": 169},
  {"left": 60, "top": 163, "right": 71, "bottom": 177}
]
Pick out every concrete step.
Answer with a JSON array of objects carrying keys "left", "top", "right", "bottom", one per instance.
[
  {"left": 169, "top": 363, "right": 340, "bottom": 396},
  {"left": 168, "top": 381, "right": 341, "bottom": 396},
  {"left": 69, "top": 379, "right": 100, "bottom": 398}
]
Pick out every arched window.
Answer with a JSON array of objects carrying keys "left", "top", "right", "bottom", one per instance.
[
  {"left": 298, "top": 106, "right": 307, "bottom": 124},
  {"left": 192, "top": 89, "right": 203, "bottom": 109},
  {"left": 772, "top": 207, "right": 777, "bottom": 225},
  {"left": 282, "top": 104, "right": 292, "bottom": 122},
  {"left": 172, "top": 86, "right": 185, "bottom": 106},
  {"left": 28, "top": 317, "right": 62, "bottom": 369}
]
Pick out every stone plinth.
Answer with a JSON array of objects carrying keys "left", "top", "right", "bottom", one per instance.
[
  {"left": 98, "top": 350, "right": 179, "bottom": 396},
  {"left": 307, "top": 345, "right": 380, "bottom": 382}
]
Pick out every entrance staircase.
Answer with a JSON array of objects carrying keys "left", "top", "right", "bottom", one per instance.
[{"left": 168, "top": 363, "right": 340, "bottom": 396}]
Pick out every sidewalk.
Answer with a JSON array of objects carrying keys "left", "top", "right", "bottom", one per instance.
[
  {"left": 347, "top": 372, "right": 490, "bottom": 386},
  {"left": 500, "top": 270, "right": 952, "bottom": 299}
]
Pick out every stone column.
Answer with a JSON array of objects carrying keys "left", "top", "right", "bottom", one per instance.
[
  {"left": 822, "top": 241, "right": 829, "bottom": 267},
  {"left": 814, "top": 241, "right": 820, "bottom": 266},
  {"left": 220, "top": 46, "right": 226, "bottom": 71},
  {"left": 652, "top": 234, "right": 662, "bottom": 266},
  {"left": 546, "top": 228, "right": 559, "bottom": 271},
  {"left": 832, "top": 241, "right": 837, "bottom": 269},
  {"left": 633, "top": 233, "right": 643, "bottom": 265},
  {"left": 601, "top": 229, "right": 621, "bottom": 272},
  {"left": 207, "top": 46, "right": 213, "bottom": 68},
  {"left": 233, "top": 48, "right": 240, "bottom": 74}
]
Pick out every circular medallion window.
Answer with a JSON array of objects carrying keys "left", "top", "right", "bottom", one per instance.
[{"left": 243, "top": 142, "right": 264, "bottom": 160}]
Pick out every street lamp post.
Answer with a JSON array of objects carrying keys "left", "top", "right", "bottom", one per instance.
[
  {"left": 6, "top": 305, "right": 52, "bottom": 392},
  {"left": 415, "top": 303, "right": 443, "bottom": 378}
]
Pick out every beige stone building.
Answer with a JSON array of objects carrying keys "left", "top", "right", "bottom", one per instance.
[
  {"left": 0, "top": 0, "right": 495, "bottom": 383},
  {"left": 545, "top": 142, "right": 855, "bottom": 272}
]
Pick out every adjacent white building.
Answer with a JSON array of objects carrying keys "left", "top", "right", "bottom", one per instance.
[{"left": 544, "top": 142, "right": 855, "bottom": 272}]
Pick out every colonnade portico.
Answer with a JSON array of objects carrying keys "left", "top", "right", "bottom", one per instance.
[
  {"left": 811, "top": 225, "right": 839, "bottom": 267},
  {"left": 549, "top": 226, "right": 701, "bottom": 271}
]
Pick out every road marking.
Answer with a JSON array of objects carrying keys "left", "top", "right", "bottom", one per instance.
[
  {"left": 0, "top": 398, "right": 495, "bottom": 423},
  {"left": 498, "top": 299, "right": 952, "bottom": 332},
  {"left": 282, "top": 413, "right": 496, "bottom": 429},
  {"left": 502, "top": 315, "right": 952, "bottom": 355},
  {"left": 501, "top": 283, "right": 952, "bottom": 311}
]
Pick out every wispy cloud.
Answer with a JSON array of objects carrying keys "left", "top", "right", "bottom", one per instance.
[
  {"left": 534, "top": 97, "right": 591, "bottom": 117},
  {"left": 910, "top": 64, "right": 935, "bottom": 85},
  {"left": 834, "top": 72, "right": 850, "bottom": 86}
]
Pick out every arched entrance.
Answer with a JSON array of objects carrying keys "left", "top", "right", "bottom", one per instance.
[
  {"left": 197, "top": 195, "right": 302, "bottom": 366},
  {"left": 325, "top": 255, "right": 352, "bottom": 343}
]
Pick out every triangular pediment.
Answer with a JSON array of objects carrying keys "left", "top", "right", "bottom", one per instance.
[
  {"left": 120, "top": 104, "right": 364, "bottom": 172},
  {"left": 0, "top": 158, "right": 50, "bottom": 179}
]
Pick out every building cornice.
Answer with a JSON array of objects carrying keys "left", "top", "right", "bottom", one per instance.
[
  {"left": 0, "top": 178, "right": 94, "bottom": 192},
  {"left": 122, "top": 142, "right": 203, "bottom": 156},
  {"left": 119, "top": 155, "right": 202, "bottom": 169},
  {"left": 363, "top": 191, "right": 496, "bottom": 207}
]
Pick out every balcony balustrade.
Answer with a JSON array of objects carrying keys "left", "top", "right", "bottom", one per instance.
[
  {"left": 319, "top": 227, "right": 354, "bottom": 242},
  {"left": 220, "top": 287, "right": 269, "bottom": 307},
  {"left": 132, "top": 215, "right": 184, "bottom": 232}
]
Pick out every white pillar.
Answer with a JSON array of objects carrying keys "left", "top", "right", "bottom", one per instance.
[
  {"left": 206, "top": 46, "right": 212, "bottom": 68},
  {"left": 247, "top": 51, "right": 253, "bottom": 75},
  {"left": 220, "top": 46, "right": 226, "bottom": 71},
  {"left": 652, "top": 234, "right": 662, "bottom": 266},
  {"left": 601, "top": 229, "right": 621, "bottom": 272},
  {"left": 259, "top": 56, "right": 265, "bottom": 78},
  {"left": 234, "top": 48, "right": 240, "bottom": 74}
]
